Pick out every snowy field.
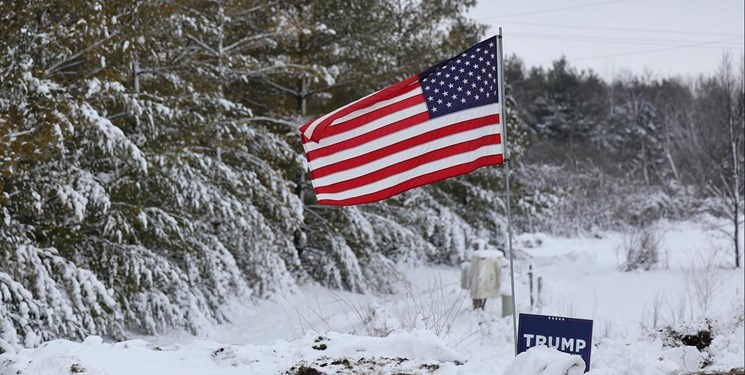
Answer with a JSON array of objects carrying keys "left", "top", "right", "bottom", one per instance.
[{"left": 1, "top": 218, "right": 743, "bottom": 374}]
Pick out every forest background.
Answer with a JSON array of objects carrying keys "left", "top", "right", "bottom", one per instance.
[{"left": 0, "top": 0, "right": 742, "bottom": 353}]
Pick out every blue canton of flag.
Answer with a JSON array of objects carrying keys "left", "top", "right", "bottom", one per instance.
[{"left": 419, "top": 36, "right": 499, "bottom": 119}]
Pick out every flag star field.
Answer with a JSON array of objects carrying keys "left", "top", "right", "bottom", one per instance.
[{"left": 420, "top": 37, "right": 499, "bottom": 118}]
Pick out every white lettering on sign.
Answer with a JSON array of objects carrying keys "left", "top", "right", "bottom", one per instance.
[
  {"left": 522, "top": 334, "right": 586, "bottom": 353},
  {"left": 535, "top": 334, "right": 546, "bottom": 346},
  {"left": 524, "top": 334, "right": 534, "bottom": 347},
  {"left": 561, "top": 337, "right": 574, "bottom": 351},
  {"left": 576, "top": 339, "right": 586, "bottom": 351}
]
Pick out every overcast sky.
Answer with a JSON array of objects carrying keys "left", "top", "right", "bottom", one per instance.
[{"left": 469, "top": 0, "right": 744, "bottom": 80}]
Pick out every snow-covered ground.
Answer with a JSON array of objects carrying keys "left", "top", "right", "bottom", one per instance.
[{"left": 2, "top": 218, "right": 743, "bottom": 374}]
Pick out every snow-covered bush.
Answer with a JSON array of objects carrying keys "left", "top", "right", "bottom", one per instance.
[
  {"left": 619, "top": 224, "right": 661, "bottom": 272},
  {"left": 513, "top": 163, "right": 701, "bottom": 236},
  {"left": 683, "top": 257, "right": 723, "bottom": 318}
]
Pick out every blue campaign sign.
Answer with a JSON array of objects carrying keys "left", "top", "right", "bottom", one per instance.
[{"left": 517, "top": 313, "right": 593, "bottom": 372}]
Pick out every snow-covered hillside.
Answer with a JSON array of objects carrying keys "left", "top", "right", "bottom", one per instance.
[{"left": 1, "top": 218, "right": 742, "bottom": 374}]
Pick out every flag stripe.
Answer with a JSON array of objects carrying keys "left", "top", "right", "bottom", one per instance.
[
  {"left": 317, "top": 144, "right": 502, "bottom": 199},
  {"left": 307, "top": 103, "right": 499, "bottom": 163},
  {"left": 328, "top": 86, "right": 423, "bottom": 128},
  {"left": 304, "top": 104, "right": 429, "bottom": 157},
  {"left": 302, "top": 75, "right": 419, "bottom": 141},
  {"left": 315, "top": 134, "right": 501, "bottom": 194},
  {"left": 322, "top": 94, "right": 425, "bottom": 139},
  {"left": 316, "top": 153, "right": 504, "bottom": 206},
  {"left": 301, "top": 85, "right": 385, "bottom": 139},
  {"left": 306, "top": 112, "right": 429, "bottom": 163},
  {"left": 311, "top": 115, "right": 500, "bottom": 182}
]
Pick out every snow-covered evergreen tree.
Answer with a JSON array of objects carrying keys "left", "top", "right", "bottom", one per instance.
[{"left": 1, "top": 0, "right": 508, "bottom": 353}]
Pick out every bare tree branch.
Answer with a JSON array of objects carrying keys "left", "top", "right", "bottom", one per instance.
[
  {"left": 185, "top": 34, "right": 219, "bottom": 57},
  {"left": 222, "top": 33, "right": 277, "bottom": 54},
  {"left": 227, "top": 2, "right": 275, "bottom": 18},
  {"left": 243, "top": 116, "right": 298, "bottom": 127},
  {"left": 45, "top": 32, "right": 119, "bottom": 77},
  {"left": 262, "top": 78, "right": 299, "bottom": 96}
]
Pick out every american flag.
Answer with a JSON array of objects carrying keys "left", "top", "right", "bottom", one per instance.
[{"left": 300, "top": 36, "right": 504, "bottom": 206}]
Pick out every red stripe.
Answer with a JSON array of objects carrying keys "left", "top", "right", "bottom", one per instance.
[
  {"left": 314, "top": 134, "right": 501, "bottom": 194},
  {"left": 306, "top": 111, "right": 430, "bottom": 162},
  {"left": 311, "top": 115, "right": 500, "bottom": 180},
  {"left": 320, "top": 94, "right": 425, "bottom": 139},
  {"left": 316, "top": 154, "right": 504, "bottom": 206},
  {"left": 302, "top": 75, "right": 420, "bottom": 142},
  {"left": 299, "top": 119, "right": 315, "bottom": 135}
]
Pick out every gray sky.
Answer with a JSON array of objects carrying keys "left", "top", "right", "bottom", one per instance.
[{"left": 469, "top": 0, "right": 744, "bottom": 80}]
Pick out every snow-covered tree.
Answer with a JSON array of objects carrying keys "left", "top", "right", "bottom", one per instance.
[
  {"left": 1, "top": 0, "right": 503, "bottom": 353},
  {"left": 680, "top": 56, "right": 744, "bottom": 268}
]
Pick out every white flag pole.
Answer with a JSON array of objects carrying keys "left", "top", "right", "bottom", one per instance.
[{"left": 496, "top": 27, "right": 519, "bottom": 356}]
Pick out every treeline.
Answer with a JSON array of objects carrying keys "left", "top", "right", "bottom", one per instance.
[
  {"left": 506, "top": 55, "right": 743, "bottom": 267},
  {"left": 0, "top": 0, "right": 742, "bottom": 354}
]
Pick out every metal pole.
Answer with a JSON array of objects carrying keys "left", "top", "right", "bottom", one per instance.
[
  {"left": 528, "top": 264, "right": 534, "bottom": 310},
  {"left": 497, "top": 27, "right": 519, "bottom": 356},
  {"left": 537, "top": 276, "right": 543, "bottom": 309}
]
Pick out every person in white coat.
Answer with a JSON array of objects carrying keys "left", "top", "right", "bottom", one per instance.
[{"left": 469, "top": 244, "right": 502, "bottom": 310}]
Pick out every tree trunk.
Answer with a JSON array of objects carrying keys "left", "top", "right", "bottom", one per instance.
[
  {"left": 297, "top": 78, "right": 307, "bottom": 116},
  {"left": 735, "top": 202, "right": 741, "bottom": 268},
  {"left": 663, "top": 115, "right": 680, "bottom": 181},
  {"left": 132, "top": 56, "right": 141, "bottom": 130},
  {"left": 132, "top": 57, "right": 140, "bottom": 93},
  {"left": 665, "top": 151, "right": 679, "bottom": 181},
  {"left": 732, "top": 122, "right": 741, "bottom": 268},
  {"left": 641, "top": 141, "right": 649, "bottom": 185}
]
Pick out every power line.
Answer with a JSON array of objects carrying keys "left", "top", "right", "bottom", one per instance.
[
  {"left": 508, "top": 32, "right": 744, "bottom": 50},
  {"left": 477, "top": 0, "right": 627, "bottom": 19},
  {"left": 526, "top": 36, "right": 744, "bottom": 65},
  {"left": 486, "top": 20, "right": 743, "bottom": 38}
]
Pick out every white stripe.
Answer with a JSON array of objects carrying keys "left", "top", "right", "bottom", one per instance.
[
  {"left": 312, "top": 123, "right": 500, "bottom": 188},
  {"left": 314, "top": 143, "right": 504, "bottom": 201},
  {"left": 308, "top": 103, "right": 501, "bottom": 166},
  {"left": 303, "top": 103, "right": 428, "bottom": 153},
  {"left": 303, "top": 106, "right": 344, "bottom": 140},
  {"left": 329, "top": 87, "right": 423, "bottom": 127},
  {"left": 302, "top": 88, "right": 381, "bottom": 139}
]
